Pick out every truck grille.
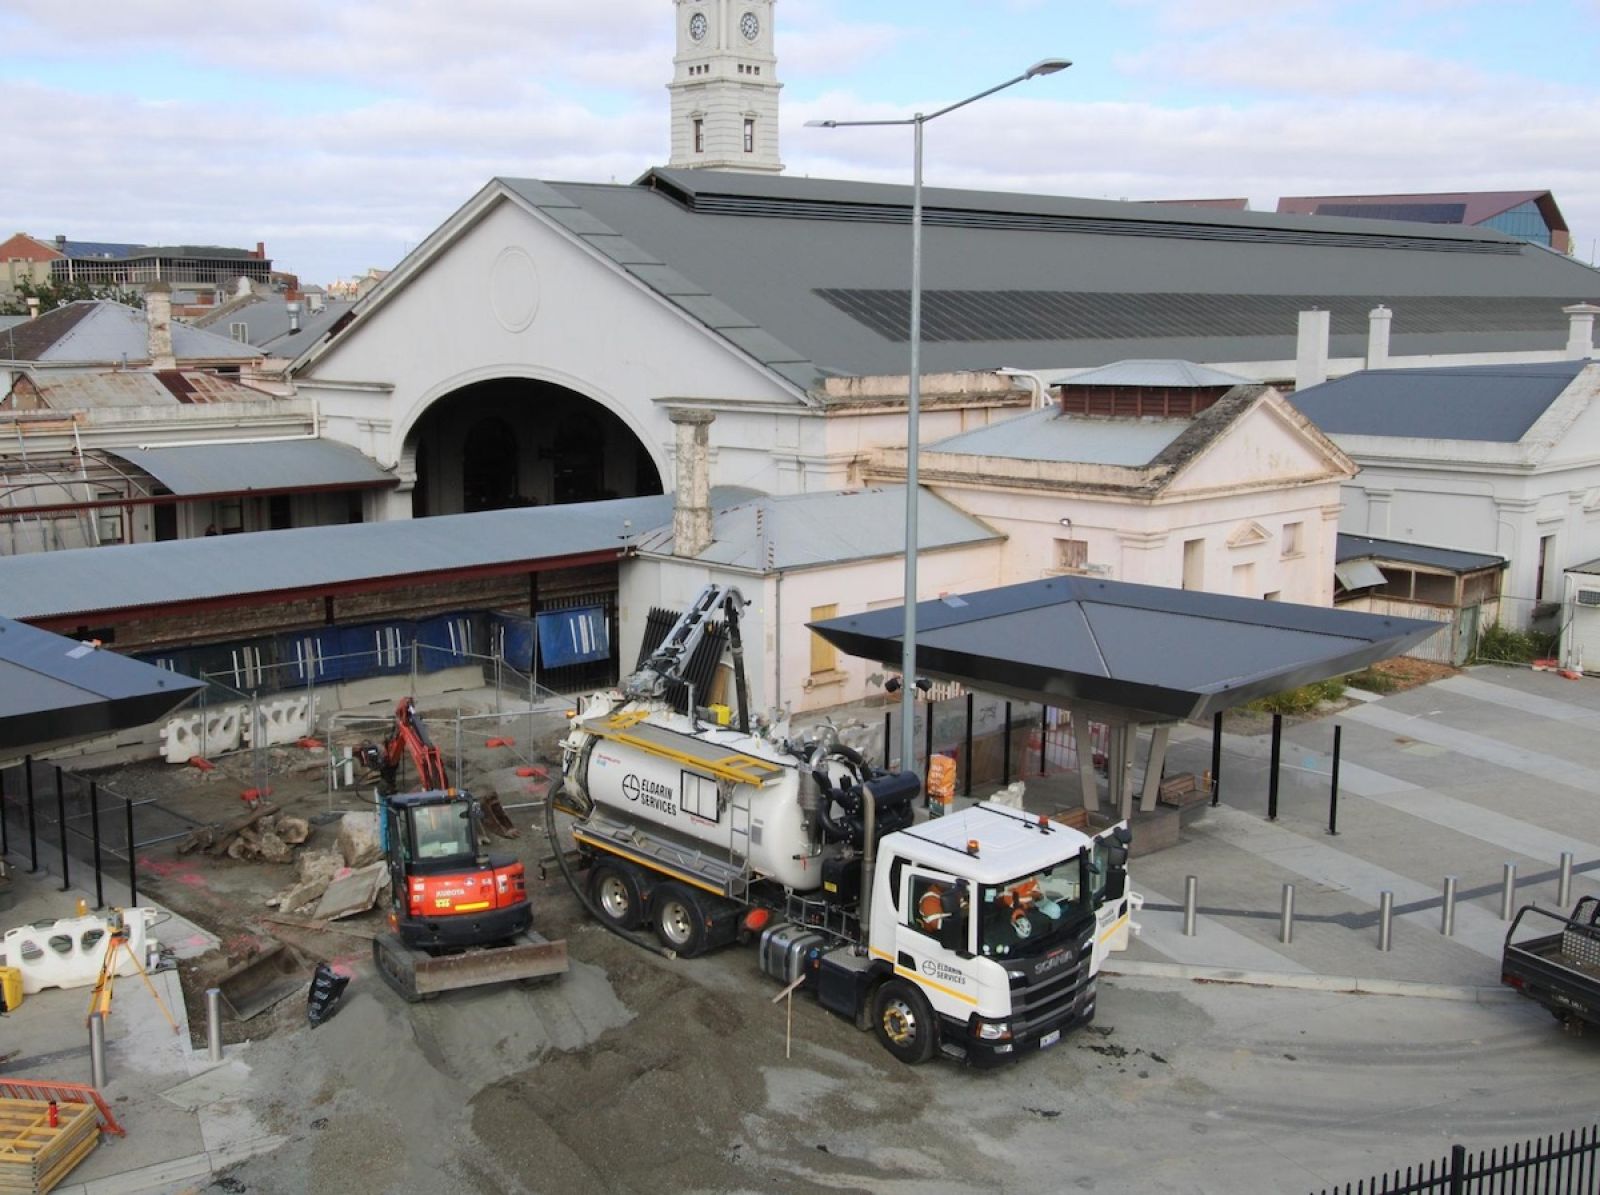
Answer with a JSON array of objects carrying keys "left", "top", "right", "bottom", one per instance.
[{"left": 1007, "top": 934, "right": 1094, "bottom": 1034}]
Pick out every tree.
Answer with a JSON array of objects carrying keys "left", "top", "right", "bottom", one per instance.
[{"left": 0, "top": 276, "right": 143, "bottom": 315}]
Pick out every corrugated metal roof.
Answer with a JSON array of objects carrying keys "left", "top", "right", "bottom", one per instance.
[
  {"left": 1291, "top": 360, "right": 1587, "bottom": 443},
  {"left": 483, "top": 169, "right": 1600, "bottom": 387},
  {"left": 18, "top": 368, "right": 274, "bottom": 409},
  {"left": 810, "top": 577, "right": 1439, "bottom": 722},
  {"left": 0, "top": 490, "right": 756, "bottom": 621},
  {"left": 193, "top": 296, "right": 356, "bottom": 352},
  {"left": 1336, "top": 534, "right": 1506, "bottom": 573},
  {"left": 929, "top": 406, "right": 1191, "bottom": 465},
  {"left": 106, "top": 440, "right": 395, "bottom": 496},
  {"left": 0, "top": 615, "right": 202, "bottom": 750},
  {"left": 633, "top": 485, "right": 1000, "bottom": 571},
  {"left": 1050, "top": 359, "right": 1255, "bottom": 388},
  {"left": 1, "top": 301, "right": 262, "bottom": 365}
]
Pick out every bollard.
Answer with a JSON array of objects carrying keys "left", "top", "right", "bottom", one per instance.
[
  {"left": 1441, "top": 876, "right": 1457, "bottom": 937},
  {"left": 206, "top": 988, "right": 224, "bottom": 1063},
  {"left": 1279, "top": 883, "right": 1295, "bottom": 945},
  {"left": 1377, "top": 890, "right": 1394, "bottom": 951},
  {"left": 1327, "top": 725, "right": 1342, "bottom": 836},
  {"left": 1501, "top": 862, "right": 1517, "bottom": 921},
  {"left": 89, "top": 1012, "right": 108, "bottom": 1088},
  {"left": 1558, "top": 851, "right": 1574, "bottom": 910},
  {"left": 1182, "top": 876, "right": 1198, "bottom": 937},
  {"left": 55, "top": 765, "right": 69, "bottom": 892},
  {"left": 884, "top": 711, "right": 892, "bottom": 770},
  {"left": 89, "top": 781, "right": 104, "bottom": 910},
  {"left": 1209, "top": 711, "right": 1222, "bottom": 807}
]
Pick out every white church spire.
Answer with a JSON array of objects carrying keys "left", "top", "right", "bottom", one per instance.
[{"left": 667, "top": 0, "right": 783, "bottom": 173}]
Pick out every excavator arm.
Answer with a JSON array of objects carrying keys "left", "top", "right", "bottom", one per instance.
[{"left": 358, "top": 697, "right": 451, "bottom": 795}]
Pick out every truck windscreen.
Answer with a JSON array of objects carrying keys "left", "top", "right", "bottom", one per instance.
[{"left": 978, "top": 852, "right": 1090, "bottom": 959}]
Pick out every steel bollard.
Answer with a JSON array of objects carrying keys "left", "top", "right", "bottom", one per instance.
[
  {"left": 1183, "top": 875, "right": 1198, "bottom": 937},
  {"left": 1279, "top": 883, "right": 1295, "bottom": 944},
  {"left": 206, "top": 988, "right": 224, "bottom": 1063},
  {"left": 1441, "top": 876, "right": 1457, "bottom": 937},
  {"left": 1501, "top": 862, "right": 1517, "bottom": 921},
  {"left": 1558, "top": 851, "right": 1574, "bottom": 909},
  {"left": 89, "top": 1012, "right": 107, "bottom": 1088},
  {"left": 1377, "top": 890, "right": 1394, "bottom": 951}
]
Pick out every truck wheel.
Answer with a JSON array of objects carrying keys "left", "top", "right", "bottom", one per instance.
[
  {"left": 872, "top": 978, "right": 937, "bottom": 1064},
  {"left": 653, "top": 883, "right": 708, "bottom": 958},
  {"left": 589, "top": 861, "right": 645, "bottom": 930}
]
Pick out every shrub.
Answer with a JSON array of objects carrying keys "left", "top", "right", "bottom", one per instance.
[
  {"left": 1244, "top": 678, "right": 1345, "bottom": 715},
  {"left": 1473, "top": 622, "right": 1557, "bottom": 665}
]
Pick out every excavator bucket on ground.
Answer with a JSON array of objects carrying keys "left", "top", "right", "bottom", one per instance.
[
  {"left": 478, "top": 791, "right": 521, "bottom": 839},
  {"left": 216, "top": 941, "right": 306, "bottom": 1020},
  {"left": 371, "top": 930, "right": 567, "bottom": 1003}
]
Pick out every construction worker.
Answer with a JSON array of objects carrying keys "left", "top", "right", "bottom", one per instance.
[{"left": 917, "top": 881, "right": 950, "bottom": 933}]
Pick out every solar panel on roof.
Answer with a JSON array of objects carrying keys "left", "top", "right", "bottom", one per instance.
[{"left": 1315, "top": 203, "right": 1468, "bottom": 224}]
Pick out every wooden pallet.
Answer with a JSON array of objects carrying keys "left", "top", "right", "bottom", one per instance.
[{"left": 0, "top": 1097, "right": 100, "bottom": 1195}]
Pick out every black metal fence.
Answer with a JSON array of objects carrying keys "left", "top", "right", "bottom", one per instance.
[
  {"left": 0, "top": 755, "right": 202, "bottom": 908},
  {"left": 1315, "top": 1123, "right": 1599, "bottom": 1195}
]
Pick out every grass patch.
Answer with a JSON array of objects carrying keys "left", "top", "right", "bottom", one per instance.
[
  {"left": 1344, "top": 667, "right": 1400, "bottom": 694},
  {"left": 1243, "top": 678, "right": 1345, "bottom": 716}
]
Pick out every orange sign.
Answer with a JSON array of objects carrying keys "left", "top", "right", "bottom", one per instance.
[{"left": 926, "top": 753, "right": 956, "bottom": 806}]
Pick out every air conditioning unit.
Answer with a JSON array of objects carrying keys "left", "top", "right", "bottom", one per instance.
[{"left": 1577, "top": 589, "right": 1600, "bottom": 607}]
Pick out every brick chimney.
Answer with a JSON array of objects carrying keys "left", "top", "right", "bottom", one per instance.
[
  {"left": 146, "top": 281, "right": 175, "bottom": 370},
  {"left": 1564, "top": 302, "right": 1600, "bottom": 360},
  {"left": 668, "top": 407, "right": 715, "bottom": 557}
]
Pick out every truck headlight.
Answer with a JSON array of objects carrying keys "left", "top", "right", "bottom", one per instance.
[{"left": 974, "top": 1020, "right": 1012, "bottom": 1041}]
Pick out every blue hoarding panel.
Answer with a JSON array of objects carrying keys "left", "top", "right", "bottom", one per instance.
[
  {"left": 416, "top": 613, "right": 479, "bottom": 673},
  {"left": 537, "top": 607, "right": 609, "bottom": 668},
  {"left": 491, "top": 612, "right": 536, "bottom": 672}
]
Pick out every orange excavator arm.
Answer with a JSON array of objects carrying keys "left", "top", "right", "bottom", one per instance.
[{"left": 361, "top": 697, "right": 452, "bottom": 795}]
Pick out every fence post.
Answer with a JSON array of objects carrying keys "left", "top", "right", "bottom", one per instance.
[
  {"left": 1501, "top": 862, "right": 1517, "bottom": 921},
  {"left": 0, "top": 766, "right": 8, "bottom": 858},
  {"left": 925, "top": 702, "right": 934, "bottom": 778},
  {"left": 884, "top": 711, "right": 892, "bottom": 770},
  {"left": 1267, "top": 714, "right": 1282, "bottom": 821},
  {"left": 963, "top": 692, "right": 974, "bottom": 797},
  {"left": 55, "top": 765, "right": 69, "bottom": 891},
  {"left": 1441, "top": 875, "right": 1457, "bottom": 937},
  {"left": 1038, "top": 705, "right": 1048, "bottom": 775},
  {"left": 1448, "top": 1143, "right": 1466, "bottom": 1195},
  {"left": 125, "top": 798, "right": 137, "bottom": 906},
  {"left": 1377, "top": 890, "right": 1394, "bottom": 951},
  {"left": 1002, "top": 702, "right": 1012, "bottom": 785},
  {"left": 1327, "top": 725, "right": 1341, "bottom": 836},
  {"left": 1182, "top": 876, "right": 1198, "bottom": 937},
  {"left": 25, "top": 755, "right": 38, "bottom": 873},
  {"left": 1210, "top": 711, "right": 1222, "bottom": 807},
  {"left": 90, "top": 781, "right": 104, "bottom": 910}
]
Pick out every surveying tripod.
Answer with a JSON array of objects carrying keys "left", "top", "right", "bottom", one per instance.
[{"left": 86, "top": 910, "right": 179, "bottom": 1035}]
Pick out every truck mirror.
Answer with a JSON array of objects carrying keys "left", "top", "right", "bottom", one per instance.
[{"left": 1103, "top": 871, "right": 1126, "bottom": 902}]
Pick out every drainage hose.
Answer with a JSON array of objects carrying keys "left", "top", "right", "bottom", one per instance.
[{"left": 542, "top": 784, "right": 677, "bottom": 960}]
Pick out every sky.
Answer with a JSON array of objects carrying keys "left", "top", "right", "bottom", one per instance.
[{"left": 3, "top": 0, "right": 1597, "bottom": 287}]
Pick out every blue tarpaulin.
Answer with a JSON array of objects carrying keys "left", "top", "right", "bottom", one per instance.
[
  {"left": 416, "top": 613, "right": 478, "bottom": 672},
  {"left": 492, "top": 613, "right": 536, "bottom": 672},
  {"left": 537, "top": 607, "right": 609, "bottom": 668}
]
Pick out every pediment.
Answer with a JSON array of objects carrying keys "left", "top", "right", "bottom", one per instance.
[{"left": 1226, "top": 521, "right": 1271, "bottom": 548}]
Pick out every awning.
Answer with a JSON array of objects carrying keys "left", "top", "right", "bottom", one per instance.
[
  {"left": 810, "top": 577, "right": 1439, "bottom": 723},
  {"left": 106, "top": 439, "right": 395, "bottom": 497},
  {"left": 1333, "top": 560, "right": 1387, "bottom": 590},
  {"left": 0, "top": 617, "right": 203, "bottom": 753}
]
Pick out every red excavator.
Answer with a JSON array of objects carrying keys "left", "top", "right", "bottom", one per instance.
[{"left": 357, "top": 697, "right": 567, "bottom": 1001}]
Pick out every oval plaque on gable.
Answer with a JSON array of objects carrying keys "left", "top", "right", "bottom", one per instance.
[{"left": 490, "top": 246, "right": 540, "bottom": 332}]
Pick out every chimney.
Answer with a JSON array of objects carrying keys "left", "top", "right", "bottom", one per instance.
[
  {"left": 54, "top": 235, "right": 66, "bottom": 252},
  {"left": 1366, "top": 304, "right": 1392, "bottom": 369},
  {"left": 286, "top": 300, "right": 302, "bottom": 334},
  {"left": 1564, "top": 302, "right": 1600, "bottom": 360},
  {"left": 1295, "top": 309, "right": 1330, "bottom": 391},
  {"left": 145, "top": 281, "right": 175, "bottom": 370},
  {"left": 255, "top": 241, "right": 266, "bottom": 260},
  {"left": 25, "top": 296, "right": 39, "bottom": 320},
  {"left": 308, "top": 291, "right": 324, "bottom": 313},
  {"left": 668, "top": 407, "right": 715, "bottom": 557}
]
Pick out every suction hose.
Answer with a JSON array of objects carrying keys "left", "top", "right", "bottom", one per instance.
[{"left": 543, "top": 783, "right": 678, "bottom": 960}]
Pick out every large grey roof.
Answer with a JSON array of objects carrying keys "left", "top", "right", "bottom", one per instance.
[
  {"left": 106, "top": 440, "right": 395, "bottom": 497},
  {"left": 0, "top": 301, "right": 262, "bottom": 365},
  {"left": 194, "top": 295, "right": 356, "bottom": 352},
  {"left": 634, "top": 485, "right": 999, "bottom": 571},
  {"left": 928, "top": 406, "right": 1191, "bottom": 465},
  {"left": 0, "top": 491, "right": 759, "bottom": 622},
  {"left": 0, "top": 616, "right": 202, "bottom": 751},
  {"left": 811, "top": 577, "right": 1439, "bottom": 722},
  {"left": 1337, "top": 534, "right": 1506, "bottom": 573},
  {"left": 496, "top": 168, "right": 1600, "bottom": 388},
  {"left": 1049, "top": 359, "right": 1256, "bottom": 387},
  {"left": 1290, "top": 360, "right": 1588, "bottom": 443}
]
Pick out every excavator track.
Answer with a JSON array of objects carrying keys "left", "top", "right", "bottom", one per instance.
[{"left": 372, "top": 930, "right": 568, "bottom": 1003}]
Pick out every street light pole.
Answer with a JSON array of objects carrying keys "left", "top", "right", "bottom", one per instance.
[{"left": 808, "top": 59, "right": 1070, "bottom": 800}]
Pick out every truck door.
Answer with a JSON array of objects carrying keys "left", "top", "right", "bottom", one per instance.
[
  {"left": 895, "top": 868, "right": 978, "bottom": 1012},
  {"left": 1089, "top": 824, "right": 1136, "bottom": 972}
]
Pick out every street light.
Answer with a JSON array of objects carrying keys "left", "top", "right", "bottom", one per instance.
[{"left": 807, "top": 59, "right": 1071, "bottom": 799}]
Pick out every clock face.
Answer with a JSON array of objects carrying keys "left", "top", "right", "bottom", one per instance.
[
  {"left": 740, "top": 10, "right": 759, "bottom": 40},
  {"left": 689, "top": 11, "right": 707, "bottom": 41}
]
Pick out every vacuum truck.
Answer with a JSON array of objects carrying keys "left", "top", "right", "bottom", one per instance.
[{"left": 555, "top": 585, "right": 1139, "bottom": 1065}]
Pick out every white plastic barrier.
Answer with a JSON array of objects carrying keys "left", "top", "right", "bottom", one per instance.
[
  {"left": 249, "top": 695, "right": 311, "bottom": 747},
  {"left": 159, "top": 704, "right": 245, "bottom": 763},
  {"left": 1, "top": 907, "right": 160, "bottom": 994}
]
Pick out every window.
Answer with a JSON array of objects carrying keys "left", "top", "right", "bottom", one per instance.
[
  {"left": 1054, "top": 538, "right": 1088, "bottom": 571},
  {"left": 1182, "top": 538, "right": 1205, "bottom": 590},
  {"left": 1537, "top": 534, "right": 1557, "bottom": 601},
  {"left": 693, "top": 118, "right": 704, "bottom": 153},
  {"left": 681, "top": 771, "right": 719, "bottom": 822},
  {"left": 910, "top": 873, "right": 970, "bottom": 952},
  {"left": 979, "top": 862, "right": 1086, "bottom": 959},
  {"left": 1282, "top": 521, "right": 1303, "bottom": 558},
  {"left": 411, "top": 804, "right": 474, "bottom": 861},
  {"left": 1232, "top": 561, "right": 1255, "bottom": 596},
  {"left": 809, "top": 603, "right": 838, "bottom": 674},
  {"left": 1264, "top": 590, "right": 1281, "bottom": 602},
  {"left": 743, "top": 118, "right": 755, "bottom": 153}
]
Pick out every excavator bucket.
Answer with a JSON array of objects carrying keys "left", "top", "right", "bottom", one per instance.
[
  {"left": 216, "top": 941, "right": 306, "bottom": 1021},
  {"left": 478, "top": 791, "right": 521, "bottom": 839},
  {"left": 371, "top": 930, "right": 567, "bottom": 1003}
]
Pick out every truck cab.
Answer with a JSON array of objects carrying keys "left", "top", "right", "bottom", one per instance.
[{"left": 807, "top": 802, "right": 1135, "bottom": 1065}]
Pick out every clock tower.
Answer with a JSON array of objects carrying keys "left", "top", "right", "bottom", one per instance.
[{"left": 667, "top": 0, "right": 783, "bottom": 173}]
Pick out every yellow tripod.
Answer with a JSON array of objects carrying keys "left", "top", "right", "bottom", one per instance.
[{"left": 86, "top": 911, "right": 179, "bottom": 1035}]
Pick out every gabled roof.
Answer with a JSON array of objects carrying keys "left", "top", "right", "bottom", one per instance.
[
  {"left": 1290, "top": 360, "right": 1590, "bottom": 444},
  {"left": 1277, "top": 191, "right": 1568, "bottom": 234},
  {"left": 810, "top": 577, "right": 1439, "bottom": 722},
  {"left": 0, "top": 301, "right": 262, "bottom": 365},
  {"left": 633, "top": 485, "right": 1000, "bottom": 572}
]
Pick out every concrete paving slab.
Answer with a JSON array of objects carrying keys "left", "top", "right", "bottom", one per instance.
[{"left": 1344, "top": 701, "right": 1600, "bottom": 792}]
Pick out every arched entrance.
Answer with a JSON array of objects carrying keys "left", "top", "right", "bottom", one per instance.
[{"left": 407, "top": 378, "right": 663, "bottom": 517}]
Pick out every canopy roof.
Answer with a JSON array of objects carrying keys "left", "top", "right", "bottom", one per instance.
[{"left": 810, "top": 577, "right": 1438, "bottom": 723}]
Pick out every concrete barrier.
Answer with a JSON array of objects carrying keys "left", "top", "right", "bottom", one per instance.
[{"left": 1, "top": 907, "right": 159, "bottom": 994}]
